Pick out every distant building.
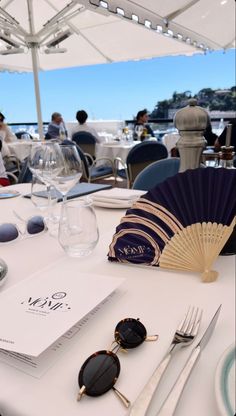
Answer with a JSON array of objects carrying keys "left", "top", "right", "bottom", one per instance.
[
  {"left": 208, "top": 110, "right": 236, "bottom": 119},
  {"left": 168, "top": 108, "right": 235, "bottom": 120},
  {"left": 215, "top": 89, "right": 231, "bottom": 95},
  {"left": 150, "top": 86, "right": 236, "bottom": 121}
]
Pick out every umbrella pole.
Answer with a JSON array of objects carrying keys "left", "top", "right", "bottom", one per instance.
[
  {"left": 30, "top": 45, "right": 44, "bottom": 140},
  {"left": 27, "top": 0, "right": 44, "bottom": 140}
]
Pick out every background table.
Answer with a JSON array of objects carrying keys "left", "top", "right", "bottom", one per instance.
[
  {"left": 96, "top": 141, "right": 136, "bottom": 162},
  {"left": 161, "top": 133, "right": 180, "bottom": 156},
  {"left": 7, "top": 141, "right": 34, "bottom": 162},
  {"left": 0, "top": 183, "right": 235, "bottom": 416}
]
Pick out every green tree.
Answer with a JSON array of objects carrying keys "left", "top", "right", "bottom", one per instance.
[{"left": 150, "top": 86, "right": 236, "bottom": 118}]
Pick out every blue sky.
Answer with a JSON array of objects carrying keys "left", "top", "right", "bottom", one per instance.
[{"left": 0, "top": 49, "right": 235, "bottom": 123}]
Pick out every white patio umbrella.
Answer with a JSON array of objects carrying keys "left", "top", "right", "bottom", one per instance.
[{"left": 0, "top": 0, "right": 235, "bottom": 138}]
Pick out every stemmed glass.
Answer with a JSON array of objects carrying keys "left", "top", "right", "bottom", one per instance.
[
  {"left": 135, "top": 125, "right": 144, "bottom": 141},
  {"left": 21, "top": 133, "right": 31, "bottom": 141},
  {"left": 28, "top": 142, "right": 64, "bottom": 212},
  {"left": 28, "top": 142, "right": 64, "bottom": 185},
  {"left": 50, "top": 145, "right": 83, "bottom": 203},
  {"left": 31, "top": 175, "right": 58, "bottom": 213}
]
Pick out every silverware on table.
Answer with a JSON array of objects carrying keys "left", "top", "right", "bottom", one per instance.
[
  {"left": 156, "top": 304, "right": 221, "bottom": 416},
  {"left": 129, "top": 306, "right": 202, "bottom": 416}
]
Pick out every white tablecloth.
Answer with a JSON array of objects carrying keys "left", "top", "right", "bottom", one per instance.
[
  {"left": 162, "top": 133, "right": 180, "bottom": 156},
  {"left": 0, "top": 184, "right": 235, "bottom": 416},
  {"left": 6, "top": 141, "right": 34, "bottom": 162},
  {"left": 96, "top": 141, "right": 136, "bottom": 162}
]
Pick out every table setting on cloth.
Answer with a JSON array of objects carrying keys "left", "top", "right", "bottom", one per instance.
[
  {"left": 0, "top": 171, "right": 235, "bottom": 416},
  {"left": 90, "top": 187, "right": 145, "bottom": 208},
  {"left": 96, "top": 140, "right": 136, "bottom": 163},
  {"left": 161, "top": 133, "right": 180, "bottom": 157},
  {"left": 6, "top": 140, "right": 40, "bottom": 162}
]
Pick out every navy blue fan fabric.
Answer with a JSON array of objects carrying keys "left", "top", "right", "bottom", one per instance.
[
  {"left": 108, "top": 168, "right": 236, "bottom": 265},
  {"left": 126, "top": 207, "right": 177, "bottom": 239},
  {"left": 145, "top": 168, "right": 236, "bottom": 226}
]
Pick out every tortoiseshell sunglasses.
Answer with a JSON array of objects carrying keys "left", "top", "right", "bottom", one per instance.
[{"left": 77, "top": 317, "right": 158, "bottom": 407}]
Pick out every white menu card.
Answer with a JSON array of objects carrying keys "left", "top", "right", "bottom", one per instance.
[
  {"left": 0, "top": 261, "right": 124, "bottom": 357},
  {"left": 0, "top": 290, "right": 119, "bottom": 378}
]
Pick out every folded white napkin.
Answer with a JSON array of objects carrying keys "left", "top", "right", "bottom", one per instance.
[
  {"left": 92, "top": 187, "right": 145, "bottom": 201},
  {"left": 91, "top": 188, "right": 145, "bottom": 207}
]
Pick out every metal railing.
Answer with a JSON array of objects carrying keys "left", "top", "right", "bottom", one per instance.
[
  {"left": 7, "top": 117, "right": 234, "bottom": 137},
  {"left": 125, "top": 117, "right": 235, "bottom": 140},
  {"left": 8, "top": 122, "right": 49, "bottom": 135}
]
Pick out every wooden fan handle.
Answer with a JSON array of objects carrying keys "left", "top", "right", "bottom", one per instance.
[{"left": 201, "top": 270, "right": 218, "bottom": 283}]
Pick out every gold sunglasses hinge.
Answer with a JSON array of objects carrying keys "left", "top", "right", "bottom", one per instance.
[{"left": 77, "top": 385, "right": 86, "bottom": 401}]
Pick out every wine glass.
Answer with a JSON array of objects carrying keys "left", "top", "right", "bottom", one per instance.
[
  {"left": 135, "top": 125, "right": 144, "bottom": 141},
  {"left": 28, "top": 142, "right": 64, "bottom": 184},
  {"left": 21, "top": 133, "right": 31, "bottom": 141},
  {"left": 50, "top": 145, "right": 83, "bottom": 203},
  {"left": 28, "top": 142, "right": 64, "bottom": 212},
  {"left": 31, "top": 175, "right": 58, "bottom": 212}
]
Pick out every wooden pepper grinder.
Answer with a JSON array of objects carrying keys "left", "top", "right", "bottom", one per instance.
[{"left": 218, "top": 124, "right": 235, "bottom": 168}]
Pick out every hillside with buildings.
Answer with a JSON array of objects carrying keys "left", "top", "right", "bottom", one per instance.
[{"left": 150, "top": 86, "right": 236, "bottom": 119}]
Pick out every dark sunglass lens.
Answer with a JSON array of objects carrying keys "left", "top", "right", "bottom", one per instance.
[
  {"left": 27, "top": 216, "right": 45, "bottom": 234},
  {"left": 0, "top": 223, "right": 19, "bottom": 242},
  {"left": 78, "top": 351, "right": 120, "bottom": 396},
  {"left": 115, "top": 318, "right": 147, "bottom": 349}
]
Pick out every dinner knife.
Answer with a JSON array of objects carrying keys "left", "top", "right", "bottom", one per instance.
[{"left": 156, "top": 304, "right": 221, "bottom": 416}]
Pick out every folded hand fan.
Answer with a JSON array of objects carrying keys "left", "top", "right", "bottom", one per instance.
[{"left": 108, "top": 168, "right": 236, "bottom": 282}]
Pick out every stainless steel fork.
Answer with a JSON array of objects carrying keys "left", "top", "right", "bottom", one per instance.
[{"left": 129, "top": 307, "right": 202, "bottom": 416}]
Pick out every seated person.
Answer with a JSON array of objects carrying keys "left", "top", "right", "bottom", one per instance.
[
  {"left": 214, "top": 118, "right": 236, "bottom": 152},
  {"left": 46, "top": 112, "right": 68, "bottom": 140},
  {"left": 204, "top": 116, "right": 218, "bottom": 146},
  {"left": 71, "top": 110, "right": 101, "bottom": 143},
  {"left": 0, "top": 112, "right": 17, "bottom": 143},
  {"left": 0, "top": 141, "right": 10, "bottom": 187},
  {"left": 133, "top": 109, "right": 155, "bottom": 141}
]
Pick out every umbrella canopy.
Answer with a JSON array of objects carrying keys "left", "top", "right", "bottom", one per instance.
[
  {"left": 1, "top": 0, "right": 235, "bottom": 70},
  {"left": 0, "top": 0, "right": 235, "bottom": 137}
]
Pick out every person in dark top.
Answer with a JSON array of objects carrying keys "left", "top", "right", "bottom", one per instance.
[
  {"left": 214, "top": 118, "right": 236, "bottom": 152},
  {"left": 133, "top": 109, "right": 155, "bottom": 141},
  {"left": 46, "top": 112, "right": 67, "bottom": 140},
  {"left": 71, "top": 110, "right": 100, "bottom": 142},
  {"left": 204, "top": 116, "right": 218, "bottom": 146}
]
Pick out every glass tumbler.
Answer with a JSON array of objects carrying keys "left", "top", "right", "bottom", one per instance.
[
  {"left": 58, "top": 199, "right": 99, "bottom": 257},
  {"left": 21, "top": 133, "right": 31, "bottom": 141},
  {"left": 31, "top": 175, "right": 57, "bottom": 212}
]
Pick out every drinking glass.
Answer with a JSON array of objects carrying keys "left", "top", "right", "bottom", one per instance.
[
  {"left": 28, "top": 142, "right": 64, "bottom": 185},
  {"left": 21, "top": 133, "right": 31, "bottom": 141},
  {"left": 135, "top": 125, "right": 144, "bottom": 141},
  {"left": 122, "top": 127, "right": 129, "bottom": 142},
  {"left": 31, "top": 175, "right": 58, "bottom": 212},
  {"left": 28, "top": 142, "right": 63, "bottom": 203},
  {"left": 58, "top": 198, "right": 99, "bottom": 257},
  {"left": 50, "top": 145, "right": 83, "bottom": 203}
]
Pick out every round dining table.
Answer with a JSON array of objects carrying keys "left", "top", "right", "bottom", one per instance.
[
  {"left": 6, "top": 140, "right": 38, "bottom": 162},
  {"left": 161, "top": 133, "right": 180, "bottom": 157},
  {"left": 96, "top": 141, "right": 136, "bottom": 162},
  {"left": 0, "top": 183, "right": 235, "bottom": 416}
]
